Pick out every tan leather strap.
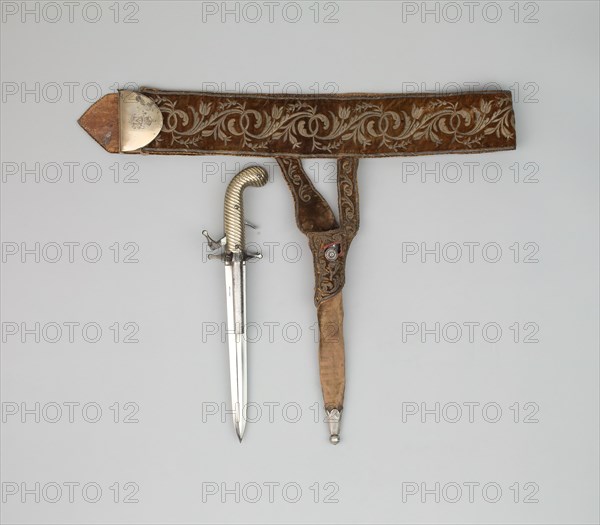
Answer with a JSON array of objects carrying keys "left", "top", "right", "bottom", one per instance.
[{"left": 317, "top": 293, "right": 345, "bottom": 411}]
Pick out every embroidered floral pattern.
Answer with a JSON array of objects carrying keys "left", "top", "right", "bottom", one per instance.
[{"left": 149, "top": 94, "right": 515, "bottom": 154}]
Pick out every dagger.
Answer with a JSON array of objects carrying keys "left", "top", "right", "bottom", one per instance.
[{"left": 203, "top": 166, "right": 269, "bottom": 441}]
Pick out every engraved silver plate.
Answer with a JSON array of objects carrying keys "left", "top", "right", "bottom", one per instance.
[{"left": 119, "top": 90, "right": 163, "bottom": 152}]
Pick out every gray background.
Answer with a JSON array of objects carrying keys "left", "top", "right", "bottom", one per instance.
[{"left": 1, "top": 1, "right": 598, "bottom": 524}]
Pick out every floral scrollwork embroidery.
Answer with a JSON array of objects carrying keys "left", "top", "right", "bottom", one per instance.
[{"left": 149, "top": 94, "right": 515, "bottom": 154}]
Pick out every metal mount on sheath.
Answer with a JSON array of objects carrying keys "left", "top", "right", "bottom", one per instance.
[{"left": 326, "top": 409, "right": 342, "bottom": 445}]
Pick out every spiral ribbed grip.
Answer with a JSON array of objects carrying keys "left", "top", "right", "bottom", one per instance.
[{"left": 224, "top": 166, "right": 269, "bottom": 253}]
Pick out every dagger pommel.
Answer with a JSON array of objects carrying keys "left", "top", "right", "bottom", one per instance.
[{"left": 224, "top": 167, "right": 269, "bottom": 254}]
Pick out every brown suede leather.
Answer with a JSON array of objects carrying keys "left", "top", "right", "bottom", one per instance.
[
  {"left": 78, "top": 93, "right": 120, "bottom": 153},
  {"left": 317, "top": 293, "right": 346, "bottom": 411},
  {"left": 139, "top": 89, "right": 516, "bottom": 158},
  {"left": 276, "top": 157, "right": 338, "bottom": 234}
]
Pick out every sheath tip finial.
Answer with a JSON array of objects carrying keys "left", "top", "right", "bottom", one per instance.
[{"left": 326, "top": 408, "right": 342, "bottom": 445}]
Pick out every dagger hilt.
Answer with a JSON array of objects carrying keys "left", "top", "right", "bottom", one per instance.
[{"left": 224, "top": 167, "right": 269, "bottom": 254}]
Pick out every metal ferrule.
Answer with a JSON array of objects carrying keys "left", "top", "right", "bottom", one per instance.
[{"left": 326, "top": 409, "right": 342, "bottom": 445}]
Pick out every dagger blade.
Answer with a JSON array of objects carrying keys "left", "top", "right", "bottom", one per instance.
[{"left": 224, "top": 255, "right": 247, "bottom": 442}]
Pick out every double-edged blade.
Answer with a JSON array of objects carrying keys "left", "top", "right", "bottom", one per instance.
[{"left": 224, "top": 254, "right": 247, "bottom": 441}]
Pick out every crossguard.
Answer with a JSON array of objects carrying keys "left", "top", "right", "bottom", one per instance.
[{"left": 202, "top": 228, "right": 263, "bottom": 262}]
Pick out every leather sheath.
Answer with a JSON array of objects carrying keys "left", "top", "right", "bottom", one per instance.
[{"left": 79, "top": 88, "right": 516, "bottom": 426}]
